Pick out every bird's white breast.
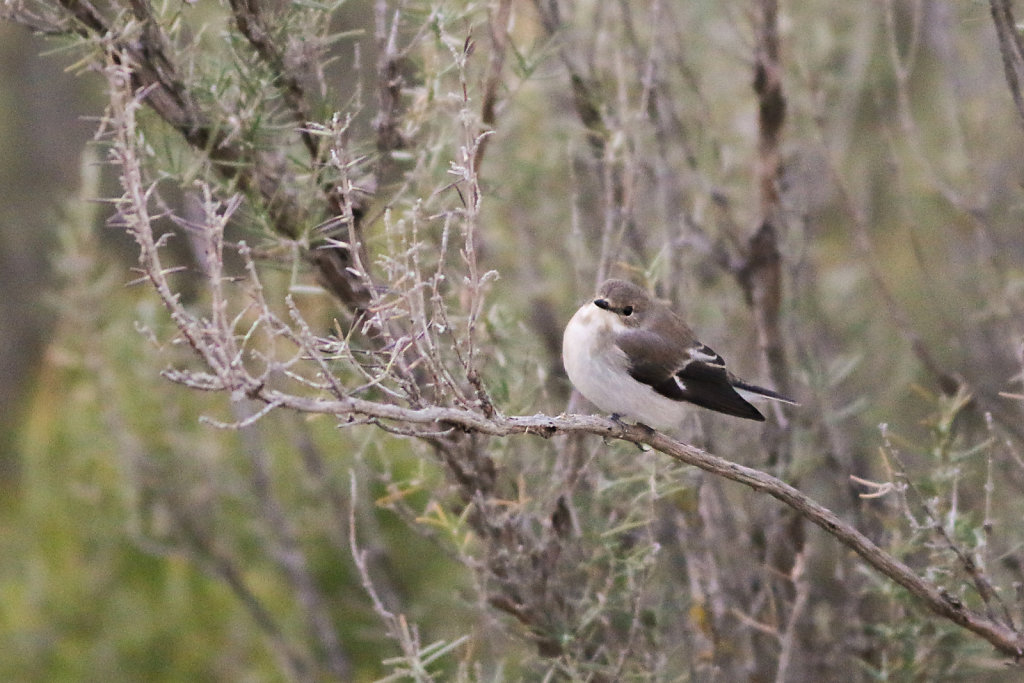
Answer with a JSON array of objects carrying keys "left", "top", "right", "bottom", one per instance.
[{"left": 562, "top": 304, "right": 687, "bottom": 429}]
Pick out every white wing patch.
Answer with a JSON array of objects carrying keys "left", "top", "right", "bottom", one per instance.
[{"left": 689, "top": 343, "right": 726, "bottom": 367}]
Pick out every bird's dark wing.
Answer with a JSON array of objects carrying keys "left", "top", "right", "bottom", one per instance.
[{"left": 616, "top": 331, "right": 765, "bottom": 421}]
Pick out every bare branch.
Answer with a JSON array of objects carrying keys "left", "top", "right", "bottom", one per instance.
[{"left": 246, "top": 390, "right": 1024, "bottom": 658}]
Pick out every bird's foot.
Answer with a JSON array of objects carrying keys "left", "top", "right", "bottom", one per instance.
[
  {"left": 605, "top": 414, "right": 654, "bottom": 450},
  {"left": 601, "top": 413, "right": 625, "bottom": 445}
]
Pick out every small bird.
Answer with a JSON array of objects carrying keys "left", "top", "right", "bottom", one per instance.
[{"left": 562, "top": 279, "right": 796, "bottom": 427}]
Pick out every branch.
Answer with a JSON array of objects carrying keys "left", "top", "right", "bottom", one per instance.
[
  {"left": 752, "top": 0, "right": 786, "bottom": 218},
  {"left": 989, "top": 0, "right": 1024, "bottom": 130},
  {"left": 47, "top": 0, "right": 375, "bottom": 307},
  {"left": 473, "top": 0, "right": 513, "bottom": 172},
  {"left": 740, "top": 0, "right": 792, "bottom": 420},
  {"left": 373, "top": 0, "right": 409, "bottom": 161},
  {"left": 245, "top": 388, "right": 1024, "bottom": 658},
  {"left": 531, "top": 0, "right": 647, "bottom": 281},
  {"left": 227, "top": 0, "right": 322, "bottom": 159}
]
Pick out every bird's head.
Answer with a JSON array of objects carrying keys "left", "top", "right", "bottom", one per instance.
[{"left": 593, "top": 279, "right": 652, "bottom": 327}]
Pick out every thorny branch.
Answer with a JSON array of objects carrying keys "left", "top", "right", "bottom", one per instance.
[
  {"left": 40, "top": 0, "right": 376, "bottom": 308},
  {"left": 228, "top": 0, "right": 323, "bottom": 160}
]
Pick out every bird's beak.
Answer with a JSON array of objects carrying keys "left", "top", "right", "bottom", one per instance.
[{"left": 594, "top": 298, "right": 610, "bottom": 311}]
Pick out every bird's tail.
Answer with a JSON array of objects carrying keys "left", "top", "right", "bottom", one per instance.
[{"left": 732, "top": 379, "right": 798, "bottom": 405}]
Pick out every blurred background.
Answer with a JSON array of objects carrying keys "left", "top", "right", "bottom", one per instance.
[{"left": 0, "top": 27, "right": 97, "bottom": 465}]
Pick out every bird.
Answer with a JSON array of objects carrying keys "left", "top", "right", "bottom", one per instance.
[{"left": 562, "top": 279, "right": 796, "bottom": 427}]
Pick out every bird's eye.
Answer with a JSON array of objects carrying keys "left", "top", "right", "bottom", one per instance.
[{"left": 622, "top": 305, "right": 633, "bottom": 316}]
